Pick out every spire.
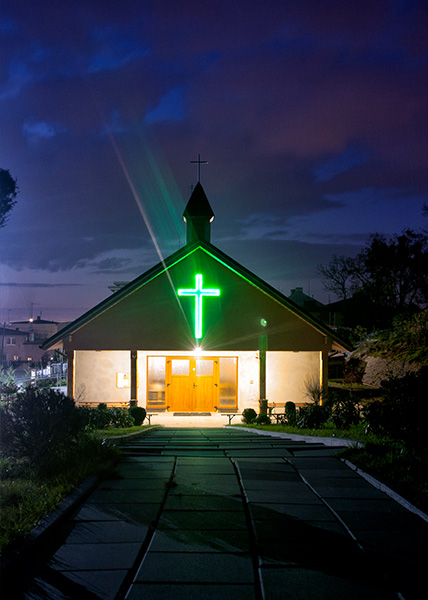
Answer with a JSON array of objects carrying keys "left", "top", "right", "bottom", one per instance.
[{"left": 183, "top": 182, "right": 214, "bottom": 244}]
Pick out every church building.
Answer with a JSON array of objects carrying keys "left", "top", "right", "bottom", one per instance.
[{"left": 42, "top": 183, "right": 349, "bottom": 425}]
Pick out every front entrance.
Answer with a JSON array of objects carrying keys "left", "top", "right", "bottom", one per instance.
[
  {"left": 166, "top": 357, "right": 218, "bottom": 412},
  {"left": 146, "top": 355, "right": 238, "bottom": 413}
]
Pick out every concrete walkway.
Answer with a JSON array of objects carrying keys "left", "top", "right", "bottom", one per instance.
[{"left": 5, "top": 428, "right": 428, "bottom": 600}]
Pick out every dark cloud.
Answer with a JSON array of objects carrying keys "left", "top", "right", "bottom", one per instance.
[
  {"left": 0, "top": 282, "right": 83, "bottom": 287},
  {"left": 1, "top": 0, "right": 427, "bottom": 316}
]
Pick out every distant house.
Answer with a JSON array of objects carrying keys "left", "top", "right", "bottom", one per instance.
[
  {"left": 1, "top": 317, "right": 66, "bottom": 367},
  {"left": 1, "top": 326, "right": 28, "bottom": 366},
  {"left": 42, "top": 183, "right": 350, "bottom": 423},
  {"left": 10, "top": 316, "right": 62, "bottom": 342},
  {"left": 288, "top": 287, "right": 325, "bottom": 322}
]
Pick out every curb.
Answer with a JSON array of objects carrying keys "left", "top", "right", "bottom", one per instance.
[
  {"left": 105, "top": 424, "right": 161, "bottom": 444},
  {"left": 342, "top": 459, "right": 428, "bottom": 523},
  {"left": 0, "top": 427, "right": 157, "bottom": 573}
]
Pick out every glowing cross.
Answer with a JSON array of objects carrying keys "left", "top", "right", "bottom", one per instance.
[
  {"left": 178, "top": 274, "right": 220, "bottom": 339},
  {"left": 190, "top": 153, "right": 208, "bottom": 182}
]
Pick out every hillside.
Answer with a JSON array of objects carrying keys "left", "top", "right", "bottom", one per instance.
[{"left": 350, "top": 308, "right": 428, "bottom": 387}]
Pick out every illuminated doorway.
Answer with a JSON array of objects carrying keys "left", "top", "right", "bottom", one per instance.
[{"left": 147, "top": 356, "right": 238, "bottom": 413}]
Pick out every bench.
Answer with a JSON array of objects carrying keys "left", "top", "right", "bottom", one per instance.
[
  {"left": 267, "top": 402, "right": 287, "bottom": 422},
  {"left": 145, "top": 406, "right": 170, "bottom": 424},
  {"left": 145, "top": 412, "right": 158, "bottom": 425},
  {"left": 215, "top": 406, "right": 239, "bottom": 424},
  {"left": 267, "top": 402, "right": 305, "bottom": 423},
  {"left": 222, "top": 413, "right": 238, "bottom": 424}
]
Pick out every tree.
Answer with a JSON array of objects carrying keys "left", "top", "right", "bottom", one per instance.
[
  {"left": 355, "top": 230, "right": 428, "bottom": 313},
  {"left": 317, "top": 255, "right": 354, "bottom": 300},
  {"left": 319, "top": 229, "right": 428, "bottom": 322},
  {"left": 0, "top": 169, "right": 18, "bottom": 228},
  {"left": 0, "top": 366, "right": 18, "bottom": 401}
]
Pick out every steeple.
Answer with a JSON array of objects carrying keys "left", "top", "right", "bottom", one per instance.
[{"left": 183, "top": 182, "right": 215, "bottom": 244}]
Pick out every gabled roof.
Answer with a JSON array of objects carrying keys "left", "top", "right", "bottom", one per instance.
[
  {"left": 288, "top": 287, "right": 324, "bottom": 309},
  {"left": 12, "top": 317, "right": 60, "bottom": 325},
  {"left": 42, "top": 240, "right": 351, "bottom": 352},
  {"left": 1, "top": 326, "right": 27, "bottom": 337}
]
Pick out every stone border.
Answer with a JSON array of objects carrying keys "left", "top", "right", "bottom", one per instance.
[
  {"left": 342, "top": 459, "right": 428, "bottom": 523},
  {"left": 228, "top": 425, "right": 428, "bottom": 523},
  {"left": 228, "top": 425, "right": 363, "bottom": 447}
]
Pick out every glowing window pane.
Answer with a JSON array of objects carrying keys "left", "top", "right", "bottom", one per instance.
[
  {"left": 196, "top": 359, "right": 213, "bottom": 376},
  {"left": 172, "top": 359, "right": 190, "bottom": 375},
  {"left": 148, "top": 357, "right": 165, "bottom": 406},
  {"left": 219, "top": 357, "right": 237, "bottom": 407}
]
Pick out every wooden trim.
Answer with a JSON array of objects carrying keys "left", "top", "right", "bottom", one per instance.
[
  {"left": 67, "top": 350, "right": 74, "bottom": 399},
  {"left": 259, "top": 335, "right": 268, "bottom": 411},
  {"left": 130, "top": 350, "right": 137, "bottom": 406},
  {"left": 320, "top": 349, "right": 329, "bottom": 405}
]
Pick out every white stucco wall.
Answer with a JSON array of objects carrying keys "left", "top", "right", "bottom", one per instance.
[
  {"left": 73, "top": 349, "right": 321, "bottom": 409},
  {"left": 266, "top": 351, "right": 321, "bottom": 405},
  {"left": 74, "top": 351, "right": 130, "bottom": 404}
]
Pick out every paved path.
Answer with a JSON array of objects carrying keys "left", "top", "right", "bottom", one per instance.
[{"left": 5, "top": 428, "right": 428, "bottom": 599}]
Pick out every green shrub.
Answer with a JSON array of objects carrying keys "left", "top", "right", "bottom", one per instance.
[
  {"left": 297, "top": 403, "right": 329, "bottom": 429},
  {"left": 285, "top": 401, "right": 297, "bottom": 426},
  {"left": 0, "top": 388, "right": 84, "bottom": 463},
  {"left": 81, "top": 404, "right": 134, "bottom": 430},
  {"left": 241, "top": 408, "right": 257, "bottom": 424},
  {"left": 110, "top": 407, "right": 134, "bottom": 428},
  {"left": 255, "top": 414, "right": 271, "bottom": 425},
  {"left": 363, "top": 367, "right": 428, "bottom": 447},
  {"left": 0, "top": 366, "right": 18, "bottom": 401},
  {"left": 129, "top": 406, "right": 146, "bottom": 426},
  {"left": 329, "top": 391, "right": 360, "bottom": 430}
]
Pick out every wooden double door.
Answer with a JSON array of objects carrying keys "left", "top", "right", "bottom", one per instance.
[{"left": 166, "top": 356, "right": 219, "bottom": 412}]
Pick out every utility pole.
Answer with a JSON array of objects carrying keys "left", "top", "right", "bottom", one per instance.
[{"left": 1, "top": 322, "right": 5, "bottom": 367}]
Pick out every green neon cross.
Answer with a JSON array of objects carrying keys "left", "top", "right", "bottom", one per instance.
[{"left": 177, "top": 274, "right": 220, "bottom": 339}]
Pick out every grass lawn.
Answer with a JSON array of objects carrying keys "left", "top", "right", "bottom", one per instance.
[
  {"left": 0, "top": 425, "right": 155, "bottom": 553},
  {"left": 95, "top": 425, "right": 154, "bottom": 438},
  {"left": 231, "top": 422, "right": 369, "bottom": 443}
]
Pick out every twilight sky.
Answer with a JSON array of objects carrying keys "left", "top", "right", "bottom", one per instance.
[{"left": 1, "top": 0, "right": 427, "bottom": 323}]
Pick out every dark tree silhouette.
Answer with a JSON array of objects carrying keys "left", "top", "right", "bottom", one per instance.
[
  {"left": 319, "top": 229, "right": 428, "bottom": 319},
  {"left": 0, "top": 169, "right": 18, "bottom": 228},
  {"left": 317, "top": 255, "right": 354, "bottom": 300}
]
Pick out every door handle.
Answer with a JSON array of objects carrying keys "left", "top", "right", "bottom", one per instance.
[{"left": 193, "top": 382, "right": 197, "bottom": 388}]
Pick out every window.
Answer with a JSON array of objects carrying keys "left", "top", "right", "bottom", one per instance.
[
  {"left": 6, "top": 337, "right": 16, "bottom": 345},
  {"left": 219, "top": 357, "right": 238, "bottom": 407},
  {"left": 196, "top": 359, "right": 213, "bottom": 376},
  {"left": 147, "top": 357, "right": 166, "bottom": 408},
  {"left": 171, "top": 359, "right": 190, "bottom": 375}
]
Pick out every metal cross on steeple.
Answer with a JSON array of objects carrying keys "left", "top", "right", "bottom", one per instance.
[{"left": 191, "top": 153, "right": 208, "bottom": 182}]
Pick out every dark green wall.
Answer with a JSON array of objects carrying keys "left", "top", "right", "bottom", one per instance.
[{"left": 65, "top": 249, "right": 329, "bottom": 352}]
